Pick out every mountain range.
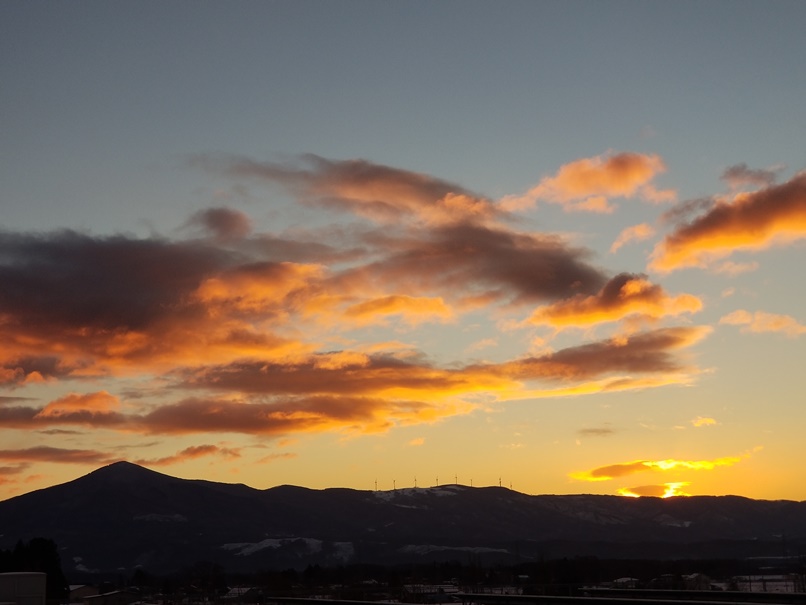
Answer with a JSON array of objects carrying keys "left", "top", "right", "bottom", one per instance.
[{"left": 1, "top": 461, "right": 804, "bottom": 575}]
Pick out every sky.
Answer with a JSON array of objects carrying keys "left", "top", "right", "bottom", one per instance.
[{"left": 2, "top": 1, "right": 806, "bottom": 502}]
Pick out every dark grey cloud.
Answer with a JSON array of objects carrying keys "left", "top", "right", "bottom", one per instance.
[{"left": 721, "top": 163, "right": 783, "bottom": 189}]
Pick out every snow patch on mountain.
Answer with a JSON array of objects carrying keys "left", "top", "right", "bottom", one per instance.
[
  {"left": 399, "top": 544, "right": 509, "bottom": 555},
  {"left": 222, "top": 537, "right": 323, "bottom": 556}
]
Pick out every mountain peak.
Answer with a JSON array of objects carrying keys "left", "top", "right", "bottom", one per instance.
[{"left": 84, "top": 460, "right": 168, "bottom": 483}]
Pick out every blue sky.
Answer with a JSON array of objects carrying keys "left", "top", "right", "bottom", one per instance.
[{"left": 1, "top": 1, "right": 805, "bottom": 500}]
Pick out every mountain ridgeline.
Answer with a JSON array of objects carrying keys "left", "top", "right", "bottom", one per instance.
[{"left": 1, "top": 462, "right": 804, "bottom": 574}]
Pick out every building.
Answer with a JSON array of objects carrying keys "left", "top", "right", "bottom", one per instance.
[{"left": 0, "top": 573, "right": 46, "bottom": 605}]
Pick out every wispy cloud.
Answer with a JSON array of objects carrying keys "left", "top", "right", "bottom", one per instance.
[
  {"left": 720, "top": 309, "right": 806, "bottom": 337},
  {"left": 501, "top": 151, "right": 674, "bottom": 213},
  {"left": 186, "top": 207, "right": 253, "bottom": 241},
  {"left": 610, "top": 223, "right": 655, "bottom": 253},
  {"left": 712, "top": 261, "right": 759, "bottom": 276},
  {"left": 134, "top": 444, "right": 240, "bottom": 467},
  {"left": 577, "top": 426, "right": 616, "bottom": 438},
  {"left": 691, "top": 416, "right": 718, "bottom": 427},
  {"left": 721, "top": 163, "right": 784, "bottom": 190},
  {"left": 0, "top": 446, "right": 118, "bottom": 465},
  {"left": 192, "top": 153, "right": 498, "bottom": 226}
]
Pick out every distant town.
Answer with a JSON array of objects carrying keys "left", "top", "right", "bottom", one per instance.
[{"left": 2, "top": 538, "right": 805, "bottom": 605}]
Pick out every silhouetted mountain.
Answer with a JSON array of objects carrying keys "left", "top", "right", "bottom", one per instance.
[{"left": 1, "top": 461, "right": 804, "bottom": 575}]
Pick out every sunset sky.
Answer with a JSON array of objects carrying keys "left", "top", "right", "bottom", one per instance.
[{"left": 2, "top": 1, "right": 806, "bottom": 502}]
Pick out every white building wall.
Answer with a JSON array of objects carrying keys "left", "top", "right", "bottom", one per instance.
[{"left": 0, "top": 572, "right": 47, "bottom": 605}]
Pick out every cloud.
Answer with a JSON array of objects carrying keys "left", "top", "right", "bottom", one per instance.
[
  {"left": 0, "top": 156, "right": 716, "bottom": 448},
  {"left": 610, "top": 223, "right": 655, "bottom": 253},
  {"left": 721, "top": 163, "right": 783, "bottom": 190},
  {"left": 466, "top": 338, "right": 497, "bottom": 353},
  {"left": 35, "top": 391, "right": 120, "bottom": 419},
  {"left": 0, "top": 396, "right": 35, "bottom": 405},
  {"left": 135, "top": 395, "right": 474, "bottom": 437},
  {"left": 339, "top": 222, "right": 609, "bottom": 307},
  {"left": 570, "top": 453, "right": 748, "bottom": 482},
  {"left": 650, "top": 173, "right": 806, "bottom": 272},
  {"left": 0, "top": 230, "right": 323, "bottom": 381},
  {"left": 691, "top": 416, "right": 717, "bottom": 427},
  {"left": 257, "top": 452, "right": 297, "bottom": 463},
  {"left": 618, "top": 482, "right": 690, "bottom": 498},
  {"left": 528, "top": 273, "right": 702, "bottom": 328},
  {"left": 0, "top": 324, "right": 709, "bottom": 438},
  {"left": 660, "top": 197, "right": 716, "bottom": 226},
  {"left": 187, "top": 207, "right": 253, "bottom": 241},
  {"left": 344, "top": 295, "right": 453, "bottom": 326},
  {"left": 492, "top": 326, "right": 711, "bottom": 400},
  {"left": 501, "top": 151, "right": 674, "bottom": 212},
  {"left": 193, "top": 153, "right": 498, "bottom": 226},
  {"left": 134, "top": 444, "right": 240, "bottom": 467},
  {"left": 720, "top": 309, "right": 806, "bottom": 337},
  {"left": 0, "top": 446, "right": 118, "bottom": 465},
  {"left": 577, "top": 426, "right": 616, "bottom": 437},
  {"left": 0, "top": 217, "right": 611, "bottom": 387},
  {"left": 408, "top": 437, "right": 425, "bottom": 447},
  {"left": 712, "top": 261, "right": 759, "bottom": 276}
]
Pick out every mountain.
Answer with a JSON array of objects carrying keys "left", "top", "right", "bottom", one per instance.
[{"left": 1, "top": 461, "right": 804, "bottom": 575}]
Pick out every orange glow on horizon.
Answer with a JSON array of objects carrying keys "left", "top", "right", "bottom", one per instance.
[{"left": 617, "top": 482, "right": 691, "bottom": 498}]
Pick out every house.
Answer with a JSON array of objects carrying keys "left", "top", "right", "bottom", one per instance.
[{"left": 0, "top": 572, "right": 46, "bottom": 605}]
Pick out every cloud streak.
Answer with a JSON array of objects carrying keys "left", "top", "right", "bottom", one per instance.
[
  {"left": 610, "top": 223, "right": 656, "bottom": 253},
  {"left": 571, "top": 451, "right": 753, "bottom": 482},
  {"left": 720, "top": 309, "right": 806, "bottom": 337},
  {"left": 501, "top": 151, "right": 674, "bottom": 212},
  {"left": 651, "top": 173, "right": 806, "bottom": 272},
  {"left": 528, "top": 273, "right": 702, "bottom": 329}
]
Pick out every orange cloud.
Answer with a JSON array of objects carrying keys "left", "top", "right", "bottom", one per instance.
[
  {"left": 135, "top": 395, "right": 476, "bottom": 437},
  {"left": 650, "top": 173, "right": 806, "bottom": 272},
  {"left": 0, "top": 157, "right": 715, "bottom": 446},
  {"left": 528, "top": 273, "right": 702, "bottom": 328},
  {"left": 571, "top": 453, "right": 747, "bottom": 482},
  {"left": 0, "top": 446, "right": 117, "bottom": 465},
  {"left": 35, "top": 391, "right": 120, "bottom": 419},
  {"left": 134, "top": 444, "right": 240, "bottom": 467},
  {"left": 618, "top": 482, "right": 690, "bottom": 498},
  {"left": 610, "top": 223, "right": 656, "bottom": 253},
  {"left": 0, "top": 324, "right": 709, "bottom": 438},
  {"left": 501, "top": 151, "right": 674, "bottom": 212},
  {"left": 720, "top": 309, "right": 806, "bottom": 337},
  {"left": 344, "top": 295, "right": 453, "bottom": 326},
  {"left": 691, "top": 416, "right": 717, "bottom": 427},
  {"left": 0, "top": 218, "right": 614, "bottom": 386}
]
